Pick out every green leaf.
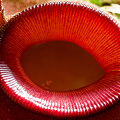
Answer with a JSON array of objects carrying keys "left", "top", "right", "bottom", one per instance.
[
  {"left": 89, "top": 0, "right": 102, "bottom": 6},
  {"left": 115, "top": 13, "right": 120, "bottom": 19}
]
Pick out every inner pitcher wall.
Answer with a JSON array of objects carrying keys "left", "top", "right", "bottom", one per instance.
[{"left": 21, "top": 41, "right": 105, "bottom": 91}]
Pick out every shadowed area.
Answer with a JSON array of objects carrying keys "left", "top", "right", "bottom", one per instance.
[{"left": 21, "top": 41, "right": 105, "bottom": 91}]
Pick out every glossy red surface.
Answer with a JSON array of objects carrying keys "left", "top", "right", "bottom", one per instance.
[
  {"left": 0, "top": 2, "right": 120, "bottom": 119},
  {"left": 1, "top": 87, "right": 120, "bottom": 120}
]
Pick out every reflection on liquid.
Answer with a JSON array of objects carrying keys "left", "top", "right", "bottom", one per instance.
[{"left": 21, "top": 41, "right": 105, "bottom": 91}]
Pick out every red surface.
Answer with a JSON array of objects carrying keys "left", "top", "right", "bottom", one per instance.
[
  {"left": 1, "top": 87, "right": 120, "bottom": 120},
  {"left": 0, "top": 2, "right": 120, "bottom": 119}
]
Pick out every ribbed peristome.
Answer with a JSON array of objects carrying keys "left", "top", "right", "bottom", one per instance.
[{"left": 0, "top": 2, "right": 120, "bottom": 117}]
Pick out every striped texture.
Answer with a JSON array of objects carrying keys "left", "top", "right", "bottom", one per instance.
[{"left": 0, "top": 2, "right": 120, "bottom": 118}]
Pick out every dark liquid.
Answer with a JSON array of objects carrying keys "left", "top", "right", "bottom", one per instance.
[{"left": 21, "top": 41, "right": 104, "bottom": 91}]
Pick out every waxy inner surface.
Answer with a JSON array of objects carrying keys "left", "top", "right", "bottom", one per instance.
[{"left": 21, "top": 41, "right": 105, "bottom": 91}]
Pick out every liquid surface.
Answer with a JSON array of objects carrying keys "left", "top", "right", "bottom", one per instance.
[{"left": 21, "top": 41, "right": 105, "bottom": 91}]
